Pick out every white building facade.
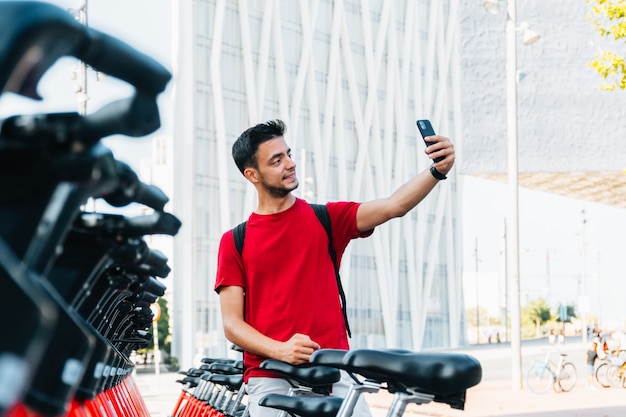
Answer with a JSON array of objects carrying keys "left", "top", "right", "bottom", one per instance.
[{"left": 170, "top": 0, "right": 465, "bottom": 368}]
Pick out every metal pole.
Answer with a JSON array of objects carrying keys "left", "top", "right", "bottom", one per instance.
[
  {"left": 475, "top": 237, "right": 480, "bottom": 344},
  {"left": 502, "top": 219, "right": 509, "bottom": 343},
  {"left": 76, "top": 0, "right": 88, "bottom": 116},
  {"left": 153, "top": 319, "right": 161, "bottom": 376},
  {"left": 506, "top": 0, "right": 523, "bottom": 391},
  {"left": 581, "top": 208, "right": 588, "bottom": 345}
]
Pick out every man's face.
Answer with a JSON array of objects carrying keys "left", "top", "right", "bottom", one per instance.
[{"left": 253, "top": 136, "right": 298, "bottom": 197}]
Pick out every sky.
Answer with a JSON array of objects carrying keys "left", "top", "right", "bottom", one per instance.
[
  {"left": 461, "top": 174, "right": 626, "bottom": 329},
  {"left": 3, "top": 0, "right": 625, "bottom": 330}
]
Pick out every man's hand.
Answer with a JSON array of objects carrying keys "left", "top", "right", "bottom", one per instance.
[
  {"left": 425, "top": 135, "right": 455, "bottom": 175},
  {"left": 275, "top": 333, "right": 320, "bottom": 365}
]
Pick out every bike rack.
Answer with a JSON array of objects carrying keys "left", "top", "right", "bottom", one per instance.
[{"left": 0, "top": 2, "right": 176, "bottom": 416}]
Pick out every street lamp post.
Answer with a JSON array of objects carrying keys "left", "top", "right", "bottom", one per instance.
[
  {"left": 475, "top": 238, "right": 480, "bottom": 344},
  {"left": 580, "top": 208, "right": 588, "bottom": 345},
  {"left": 505, "top": 0, "right": 523, "bottom": 392},
  {"left": 483, "top": 0, "right": 540, "bottom": 391}
]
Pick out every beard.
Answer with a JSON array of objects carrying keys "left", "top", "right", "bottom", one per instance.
[{"left": 259, "top": 174, "right": 299, "bottom": 198}]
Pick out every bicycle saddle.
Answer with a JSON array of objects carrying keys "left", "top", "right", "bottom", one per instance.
[
  {"left": 175, "top": 375, "right": 201, "bottom": 387},
  {"left": 309, "top": 348, "right": 351, "bottom": 369},
  {"left": 259, "top": 394, "right": 344, "bottom": 417},
  {"left": 342, "top": 349, "right": 482, "bottom": 409},
  {"left": 208, "top": 361, "right": 243, "bottom": 375},
  {"left": 260, "top": 359, "right": 341, "bottom": 388},
  {"left": 206, "top": 374, "right": 243, "bottom": 391},
  {"left": 201, "top": 357, "right": 238, "bottom": 365}
]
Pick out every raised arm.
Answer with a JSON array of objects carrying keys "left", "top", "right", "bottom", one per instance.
[{"left": 356, "top": 135, "right": 454, "bottom": 232}]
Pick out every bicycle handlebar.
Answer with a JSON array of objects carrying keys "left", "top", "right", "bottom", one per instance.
[
  {"left": 0, "top": 1, "right": 170, "bottom": 99},
  {"left": 1, "top": 94, "right": 161, "bottom": 149},
  {"left": 78, "top": 212, "right": 182, "bottom": 238},
  {"left": 101, "top": 160, "right": 169, "bottom": 211},
  {"left": 80, "top": 27, "right": 171, "bottom": 96}
]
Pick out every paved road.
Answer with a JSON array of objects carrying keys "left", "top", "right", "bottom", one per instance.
[{"left": 134, "top": 336, "right": 626, "bottom": 417}]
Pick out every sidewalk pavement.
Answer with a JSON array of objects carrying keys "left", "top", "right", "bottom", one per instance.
[
  {"left": 366, "top": 379, "right": 626, "bottom": 417},
  {"left": 134, "top": 370, "right": 626, "bottom": 417},
  {"left": 133, "top": 342, "right": 626, "bottom": 417}
]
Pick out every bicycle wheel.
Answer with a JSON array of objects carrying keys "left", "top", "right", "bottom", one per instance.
[
  {"left": 607, "top": 365, "right": 622, "bottom": 388},
  {"left": 558, "top": 362, "right": 577, "bottom": 392},
  {"left": 526, "top": 363, "right": 554, "bottom": 394},
  {"left": 596, "top": 362, "right": 611, "bottom": 388}
]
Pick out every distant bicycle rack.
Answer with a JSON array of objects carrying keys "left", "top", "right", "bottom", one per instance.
[{"left": 0, "top": 2, "right": 178, "bottom": 417}]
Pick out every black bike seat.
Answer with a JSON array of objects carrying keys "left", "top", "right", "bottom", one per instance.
[
  {"left": 206, "top": 373, "right": 243, "bottom": 391},
  {"left": 259, "top": 359, "right": 341, "bottom": 387},
  {"left": 208, "top": 362, "right": 243, "bottom": 375},
  {"left": 201, "top": 357, "right": 236, "bottom": 365},
  {"left": 308, "top": 349, "right": 349, "bottom": 369},
  {"left": 259, "top": 394, "right": 343, "bottom": 417},
  {"left": 343, "top": 349, "right": 482, "bottom": 409}
]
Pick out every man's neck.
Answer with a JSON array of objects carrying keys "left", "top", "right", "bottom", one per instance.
[{"left": 256, "top": 193, "right": 296, "bottom": 214}]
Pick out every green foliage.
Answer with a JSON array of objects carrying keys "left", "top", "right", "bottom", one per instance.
[
  {"left": 145, "top": 297, "right": 171, "bottom": 355},
  {"left": 522, "top": 298, "right": 552, "bottom": 338},
  {"left": 555, "top": 304, "right": 577, "bottom": 323},
  {"left": 586, "top": 0, "right": 626, "bottom": 90}
]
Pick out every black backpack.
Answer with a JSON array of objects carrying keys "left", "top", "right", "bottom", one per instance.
[{"left": 232, "top": 203, "right": 352, "bottom": 337}]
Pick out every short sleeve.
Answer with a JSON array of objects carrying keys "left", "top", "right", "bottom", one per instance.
[{"left": 214, "top": 229, "right": 246, "bottom": 293}]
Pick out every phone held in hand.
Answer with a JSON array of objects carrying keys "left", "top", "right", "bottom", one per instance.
[{"left": 416, "top": 119, "right": 444, "bottom": 162}]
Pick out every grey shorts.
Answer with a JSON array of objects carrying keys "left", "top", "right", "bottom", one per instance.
[{"left": 246, "top": 370, "right": 372, "bottom": 417}]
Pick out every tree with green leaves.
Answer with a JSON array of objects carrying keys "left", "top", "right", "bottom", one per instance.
[
  {"left": 586, "top": 0, "right": 626, "bottom": 90},
  {"left": 522, "top": 298, "right": 552, "bottom": 338},
  {"left": 555, "top": 304, "right": 577, "bottom": 323},
  {"left": 138, "top": 297, "right": 174, "bottom": 368}
]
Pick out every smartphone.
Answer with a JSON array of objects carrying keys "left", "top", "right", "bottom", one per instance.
[{"left": 416, "top": 119, "right": 444, "bottom": 162}]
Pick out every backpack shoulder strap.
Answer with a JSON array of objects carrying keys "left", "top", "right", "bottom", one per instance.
[
  {"left": 310, "top": 203, "right": 352, "bottom": 338},
  {"left": 232, "top": 221, "right": 247, "bottom": 256},
  {"left": 310, "top": 204, "right": 334, "bottom": 262},
  {"left": 310, "top": 204, "right": 330, "bottom": 236}
]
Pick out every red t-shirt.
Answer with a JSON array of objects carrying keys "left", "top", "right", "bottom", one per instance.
[{"left": 214, "top": 198, "right": 371, "bottom": 381}]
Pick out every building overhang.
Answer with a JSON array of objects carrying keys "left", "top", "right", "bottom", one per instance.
[{"left": 473, "top": 171, "right": 626, "bottom": 209}]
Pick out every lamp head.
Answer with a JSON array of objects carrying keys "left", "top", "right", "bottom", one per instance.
[
  {"left": 522, "top": 28, "right": 540, "bottom": 45},
  {"left": 483, "top": 0, "right": 501, "bottom": 14}
]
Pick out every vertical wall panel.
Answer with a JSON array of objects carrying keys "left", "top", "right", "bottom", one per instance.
[{"left": 172, "top": 0, "right": 465, "bottom": 366}]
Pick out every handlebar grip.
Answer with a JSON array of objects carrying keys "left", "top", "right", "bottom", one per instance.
[
  {"left": 133, "top": 183, "right": 169, "bottom": 212},
  {"left": 80, "top": 27, "right": 171, "bottom": 95},
  {"left": 81, "top": 94, "right": 161, "bottom": 141},
  {"left": 124, "top": 212, "right": 182, "bottom": 237},
  {"left": 102, "top": 161, "right": 169, "bottom": 211},
  {"left": 1, "top": 94, "right": 161, "bottom": 148},
  {"left": 141, "top": 277, "right": 167, "bottom": 297},
  {"left": 0, "top": 2, "right": 171, "bottom": 98}
]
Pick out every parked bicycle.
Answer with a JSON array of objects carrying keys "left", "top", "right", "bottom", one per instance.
[
  {"left": 526, "top": 350, "right": 577, "bottom": 394},
  {"left": 595, "top": 351, "right": 626, "bottom": 389},
  {"left": 171, "top": 348, "right": 482, "bottom": 417}
]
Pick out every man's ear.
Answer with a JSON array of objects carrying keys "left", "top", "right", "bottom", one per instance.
[{"left": 243, "top": 167, "right": 259, "bottom": 184}]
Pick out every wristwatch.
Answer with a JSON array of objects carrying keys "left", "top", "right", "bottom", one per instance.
[{"left": 430, "top": 165, "right": 447, "bottom": 180}]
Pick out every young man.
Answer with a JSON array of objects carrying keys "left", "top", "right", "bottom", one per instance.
[{"left": 214, "top": 119, "right": 455, "bottom": 416}]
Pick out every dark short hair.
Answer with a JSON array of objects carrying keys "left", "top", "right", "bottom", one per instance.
[{"left": 232, "top": 119, "right": 286, "bottom": 174}]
